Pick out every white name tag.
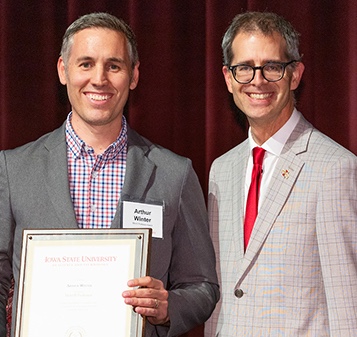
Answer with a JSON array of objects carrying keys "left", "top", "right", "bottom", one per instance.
[{"left": 122, "top": 201, "right": 163, "bottom": 239}]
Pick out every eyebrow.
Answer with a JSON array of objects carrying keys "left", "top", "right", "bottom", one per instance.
[
  {"left": 235, "top": 59, "right": 284, "bottom": 65},
  {"left": 75, "top": 56, "right": 126, "bottom": 64},
  {"left": 107, "top": 57, "right": 126, "bottom": 64}
]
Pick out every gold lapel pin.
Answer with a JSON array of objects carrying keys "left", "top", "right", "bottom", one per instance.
[{"left": 281, "top": 169, "right": 290, "bottom": 179}]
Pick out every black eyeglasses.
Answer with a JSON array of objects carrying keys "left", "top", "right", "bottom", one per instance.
[{"left": 228, "top": 60, "right": 298, "bottom": 84}]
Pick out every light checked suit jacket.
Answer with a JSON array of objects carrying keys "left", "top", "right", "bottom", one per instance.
[
  {"left": 205, "top": 113, "right": 357, "bottom": 337},
  {"left": 0, "top": 122, "right": 219, "bottom": 337}
]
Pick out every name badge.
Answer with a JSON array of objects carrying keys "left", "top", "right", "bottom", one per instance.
[{"left": 122, "top": 201, "right": 163, "bottom": 239}]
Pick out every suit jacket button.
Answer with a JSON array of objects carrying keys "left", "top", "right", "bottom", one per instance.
[{"left": 234, "top": 289, "right": 244, "bottom": 298}]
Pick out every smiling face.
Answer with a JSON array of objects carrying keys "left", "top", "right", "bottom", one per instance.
[
  {"left": 223, "top": 31, "right": 304, "bottom": 141},
  {"left": 57, "top": 27, "right": 139, "bottom": 136}
]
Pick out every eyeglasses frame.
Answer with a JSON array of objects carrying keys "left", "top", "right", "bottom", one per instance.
[{"left": 228, "top": 60, "right": 298, "bottom": 84}]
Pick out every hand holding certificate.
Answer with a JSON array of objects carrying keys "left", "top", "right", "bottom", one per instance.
[{"left": 123, "top": 276, "right": 169, "bottom": 326}]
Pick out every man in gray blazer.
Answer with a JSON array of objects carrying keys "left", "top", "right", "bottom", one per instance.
[
  {"left": 205, "top": 12, "right": 357, "bottom": 336},
  {"left": 0, "top": 13, "right": 219, "bottom": 337}
]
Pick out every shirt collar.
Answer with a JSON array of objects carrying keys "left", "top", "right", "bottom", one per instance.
[
  {"left": 248, "top": 108, "right": 301, "bottom": 156},
  {"left": 65, "top": 112, "right": 128, "bottom": 160}
]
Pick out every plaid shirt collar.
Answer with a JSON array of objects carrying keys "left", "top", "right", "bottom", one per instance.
[{"left": 65, "top": 112, "right": 128, "bottom": 160}]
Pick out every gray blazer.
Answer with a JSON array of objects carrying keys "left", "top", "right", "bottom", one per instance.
[
  {"left": 0, "top": 123, "right": 219, "bottom": 337},
  {"left": 205, "top": 114, "right": 357, "bottom": 336}
]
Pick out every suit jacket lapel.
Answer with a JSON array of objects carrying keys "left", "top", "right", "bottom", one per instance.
[
  {"left": 111, "top": 127, "right": 156, "bottom": 228},
  {"left": 44, "top": 124, "right": 78, "bottom": 228},
  {"left": 235, "top": 116, "right": 313, "bottom": 284}
]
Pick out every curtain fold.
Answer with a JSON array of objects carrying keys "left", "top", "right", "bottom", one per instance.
[{"left": 1, "top": 1, "right": 357, "bottom": 336}]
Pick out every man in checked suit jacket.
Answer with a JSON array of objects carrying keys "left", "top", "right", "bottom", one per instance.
[
  {"left": 0, "top": 13, "right": 219, "bottom": 337},
  {"left": 205, "top": 12, "right": 357, "bottom": 337}
]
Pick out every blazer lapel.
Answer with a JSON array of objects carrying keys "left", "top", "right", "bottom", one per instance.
[
  {"left": 235, "top": 116, "right": 313, "bottom": 284},
  {"left": 44, "top": 124, "right": 78, "bottom": 228},
  {"left": 246, "top": 152, "right": 305, "bottom": 256},
  {"left": 111, "top": 127, "right": 156, "bottom": 228}
]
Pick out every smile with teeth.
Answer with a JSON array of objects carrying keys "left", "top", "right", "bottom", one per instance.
[
  {"left": 248, "top": 93, "right": 272, "bottom": 99},
  {"left": 87, "top": 93, "right": 111, "bottom": 101}
]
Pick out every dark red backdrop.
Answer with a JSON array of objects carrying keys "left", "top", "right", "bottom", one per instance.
[{"left": 1, "top": 1, "right": 357, "bottom": 336}]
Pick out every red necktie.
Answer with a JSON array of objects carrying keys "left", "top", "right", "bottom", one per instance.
[{"left": 244, "top": 147, "right": 265, "bottom": 250}]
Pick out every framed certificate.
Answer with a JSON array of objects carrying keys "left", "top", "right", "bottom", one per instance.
[{"left": 14, "top": 228, "right": 151, "bottom": 337}]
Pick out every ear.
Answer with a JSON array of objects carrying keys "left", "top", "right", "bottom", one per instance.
[
  {"left": 57, "top": 57, "right": 67, "bottom": 85},
  {"left": 222, "top": 65, "right": 234, "bottom": 94},
  {"left": 290, "top": 61, "right": 305, "bottom": 91},
  {"left": 129, "top": 62, "right": 140, "bottom": 90}
]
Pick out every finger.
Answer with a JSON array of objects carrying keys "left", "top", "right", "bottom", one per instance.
[
  {"left": 133, "top": 299, "right": 166, "bottom": 316},
  {"left": 127, "top": 276, "right": 163, "bottom": 289},
  {"left": 123, "top": 296, "right": 157, "bottom": 308},
  {"left": 124, "top": 296, "right": 169, "bottom": 326},
  {"left": 123, "top": 286, "right": 162, "bottom": 300}
]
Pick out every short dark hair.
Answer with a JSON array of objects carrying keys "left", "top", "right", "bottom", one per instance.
[
  {"left": 222, "top": 12, "right": 301, "bottom": 66},
  {"left": 60, "top": 12, "right": 139, "bottom": 68}
]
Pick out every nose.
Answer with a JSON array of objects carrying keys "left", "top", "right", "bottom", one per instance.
[
  {"left": 91, "top": 65, "right": 107, "bottom": 86},
  {"left": 251, "top": 68, "right": 267, "bottom": 85}
]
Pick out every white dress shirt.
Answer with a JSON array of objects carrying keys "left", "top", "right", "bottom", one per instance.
[{"left": 245, "top": 108, "right": 301, "bottom": 213}]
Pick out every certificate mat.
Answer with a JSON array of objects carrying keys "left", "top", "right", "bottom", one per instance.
[{"left": 15, "top": 228, "right": 151, "bottom": 337}]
